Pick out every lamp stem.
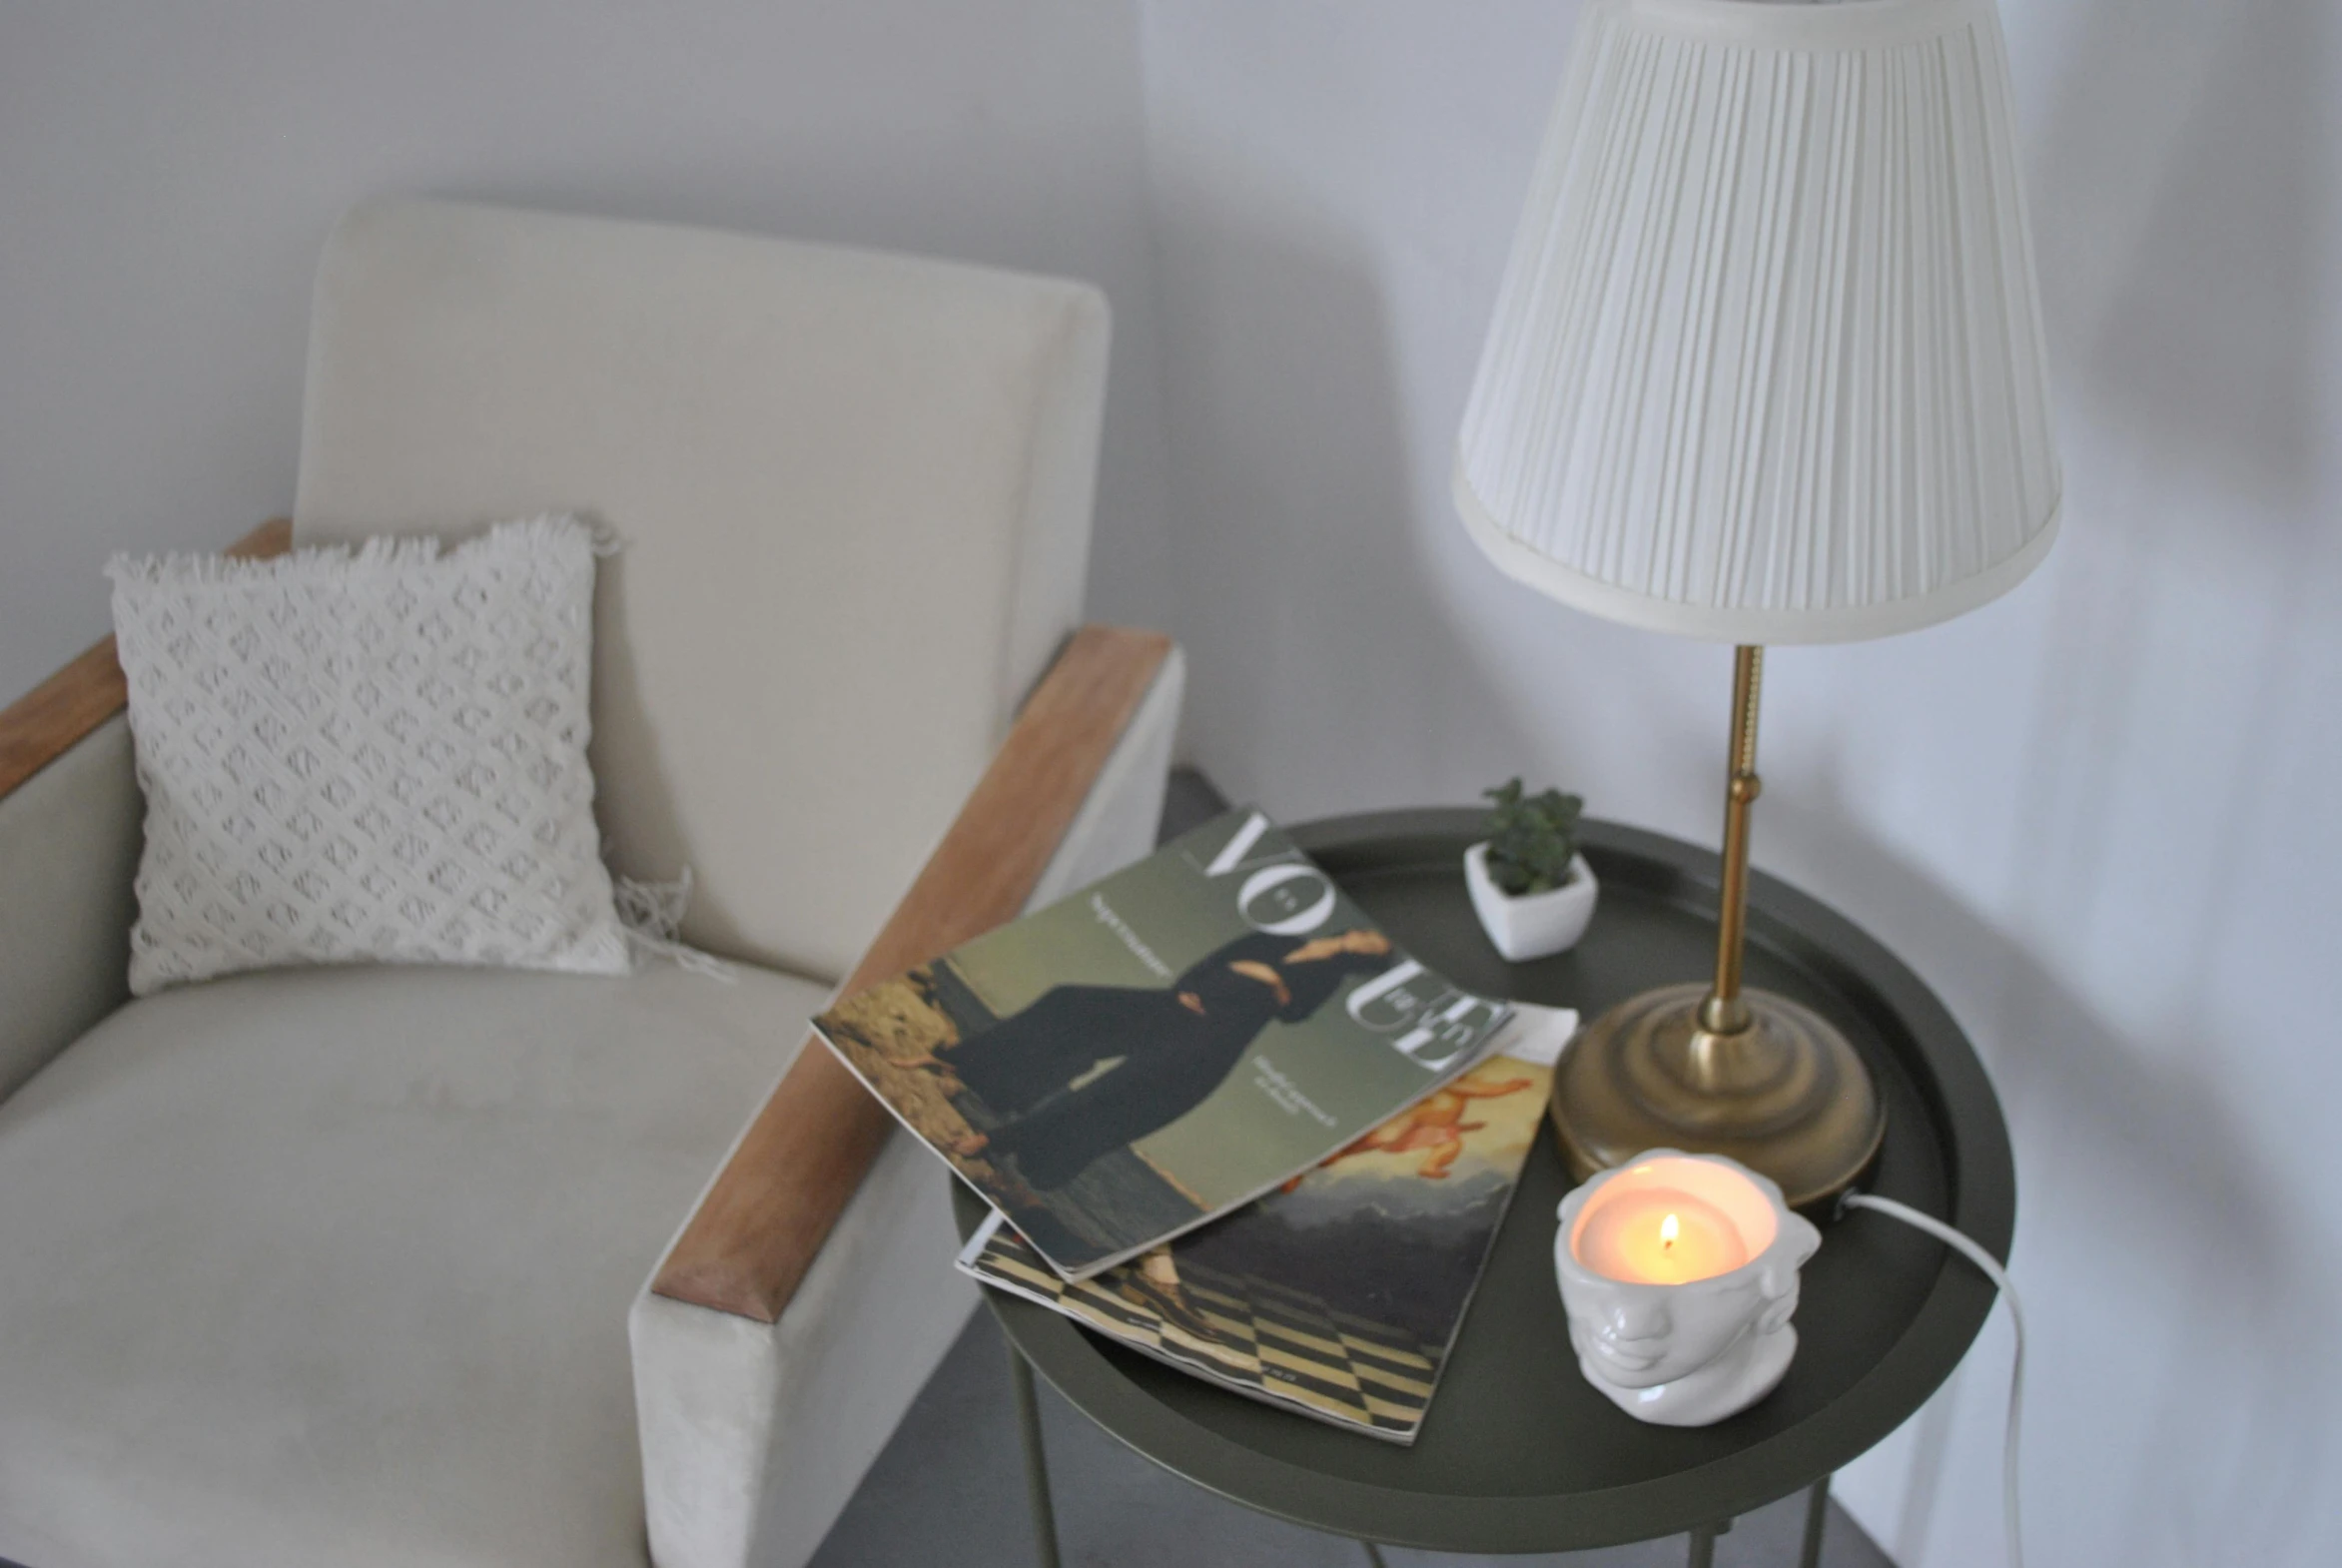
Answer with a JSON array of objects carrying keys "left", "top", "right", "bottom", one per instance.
[
  {"left": 1547, "top": 642, "right": 1884, "bottom": 1200},
  {"left": 1700, "top": 645, "right": 1764, "bottom": 1036}
]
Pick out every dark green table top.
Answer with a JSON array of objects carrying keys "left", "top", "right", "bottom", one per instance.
[{"left": 954, "top": 809, "right": 2014, "bottom": 1553}]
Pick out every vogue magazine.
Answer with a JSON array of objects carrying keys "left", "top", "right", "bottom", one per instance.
[{"left": 813, "top": 808, "right": 1511, "bottom": 1277}]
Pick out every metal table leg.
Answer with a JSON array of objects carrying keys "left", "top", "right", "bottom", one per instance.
[
  {"left": 1798, "top": 1475, "right": 1832, "bottom": 1568},
  {"left": 1009, "top": 1346, "right": 1062, "bottom": 1568},
  {"left": 1687, "top": 1522, "right": 1721, "bottom": 1567}
]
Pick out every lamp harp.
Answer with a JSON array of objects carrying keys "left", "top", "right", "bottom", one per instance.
[{"left": 1548, "top": 648, "right": 1885, "bottom": 1208}]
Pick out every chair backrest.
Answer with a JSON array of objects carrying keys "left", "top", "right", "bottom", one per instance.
[{"left": 295, "top": 200, "right": 1109, "bottom": 981}]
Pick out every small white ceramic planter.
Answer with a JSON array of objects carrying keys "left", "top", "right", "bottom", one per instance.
[
  {"left": 1464, "top": 843, "right": 1598, "bottom": 962},
  {"left": 1553, "top": 1151, "right": 1822, "bottom": 1427}
]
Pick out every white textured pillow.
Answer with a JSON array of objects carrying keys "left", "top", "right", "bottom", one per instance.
[{"left": 107, "top": 515, "right": 630, "bottom": 995}]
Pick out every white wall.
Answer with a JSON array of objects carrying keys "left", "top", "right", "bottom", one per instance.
[
  {"left": 0, "top": 0, "right": 1171, "bottom": 701},
  {"left": 1138, "top": 1, "right": 2342, "bottom": 1564}
]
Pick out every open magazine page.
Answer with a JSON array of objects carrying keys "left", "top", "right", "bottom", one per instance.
[
  {"left": 959, "top": 1004, "right": 1579, "bottom": 1443},
  {"left": 816, "top": 808, "right": 1512, "bottom": 1278}
]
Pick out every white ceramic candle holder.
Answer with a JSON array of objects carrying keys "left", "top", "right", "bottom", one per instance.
[{"left": 1554, "top": 1151, "right": 1821, "bottom": 1426}]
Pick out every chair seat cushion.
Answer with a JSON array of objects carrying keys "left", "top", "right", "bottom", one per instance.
[{"left": 0, "top": 960, "right": 826, "bottom": 1568}]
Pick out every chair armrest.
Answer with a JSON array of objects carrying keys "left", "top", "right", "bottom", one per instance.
[
  {"left": 0, "top": 519, "right": 291, "bottom": 1103},
  {"left": 0, "top": 518, "right": 291, "bottom": 799},
  {"left": 649, "top": 624, "right": 1176, "bottom": 1323},
  {"left": 631, "top": 626, "right": 1180, "bottom": 1568}
]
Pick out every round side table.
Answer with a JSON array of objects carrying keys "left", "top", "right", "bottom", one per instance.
[{"left": 955, "top": 810, "right": 2014, "bottom": 1565}]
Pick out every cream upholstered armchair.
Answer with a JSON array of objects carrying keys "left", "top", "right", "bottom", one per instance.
[{"left": 0, "top": 200, "right": 1182, "bottom": 1568}]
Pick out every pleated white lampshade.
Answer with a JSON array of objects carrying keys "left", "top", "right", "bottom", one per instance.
[{"left": 1456, "top": 0, "right": 2060, "bottom": 644}]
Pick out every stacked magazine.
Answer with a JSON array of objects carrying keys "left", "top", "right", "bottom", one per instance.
[{"left": 813, "top": 808, "right": 1577, "bottom": 1443}]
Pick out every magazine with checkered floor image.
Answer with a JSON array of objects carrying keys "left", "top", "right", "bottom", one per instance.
[{"left": 957, "top": 1005, "right": 1577, "bottom": 1442}]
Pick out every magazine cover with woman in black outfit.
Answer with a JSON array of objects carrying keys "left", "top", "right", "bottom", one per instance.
[{"left": 815, "top": 809, "right": 1509, "bottom": 1277}]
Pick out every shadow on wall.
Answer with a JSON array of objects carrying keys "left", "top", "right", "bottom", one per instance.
[
  {"left": 2031, "top": 0, "right": 2327, "bottom": 516},
  {"left": 2014, "top": 0, "right": 2335, "bottom": 1050},
  {"left": 1150, "top": 183, "right": 1546, "bottom": 813},
  {"left": 1760, "top": 782, "right": 2341, "bottom": 1564},
  {"left": 1786, "top": 4, "right": 2341, "bottom": 1554}
]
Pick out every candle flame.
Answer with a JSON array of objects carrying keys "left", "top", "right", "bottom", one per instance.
[{"left": 1660, "top": 1212, "right": 1679, "bottom": 1249}]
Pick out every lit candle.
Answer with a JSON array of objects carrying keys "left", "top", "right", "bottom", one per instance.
[
  {"left": 1572, "top": 1187, "right": 1748, "bottom": 1283},
  {"left": 1553, "top": 1150, "right": 1822, "bottom": 1426}
]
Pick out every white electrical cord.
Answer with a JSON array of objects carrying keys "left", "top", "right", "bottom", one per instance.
[{"left": 1838, "top": 1191, "right": 2026, "bottom": 1568}]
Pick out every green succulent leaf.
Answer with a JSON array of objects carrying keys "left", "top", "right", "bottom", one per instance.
[{"left": 1482, "top": 775, "right": 1585, "bottom": 897}]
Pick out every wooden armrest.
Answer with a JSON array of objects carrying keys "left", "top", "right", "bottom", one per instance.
[
  {"left": 650, "top": 624, "right": 1174, "bottom": 1323},
  {"left": 0, "top": 518, "right": 293, "bottom": 799}
]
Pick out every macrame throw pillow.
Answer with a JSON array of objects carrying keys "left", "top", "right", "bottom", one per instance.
[{"left": 107, "top": 515, "right": 631, "bottom": 995}]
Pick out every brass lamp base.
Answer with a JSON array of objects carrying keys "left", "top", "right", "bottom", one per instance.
[{"left": 1549, "top": 981, "right": 1885, "bottom": 1209}]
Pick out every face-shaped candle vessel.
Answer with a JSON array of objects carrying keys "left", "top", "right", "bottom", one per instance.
[{"left": 1554, "top": 1151, "right": 1821, "bottom": 1426}]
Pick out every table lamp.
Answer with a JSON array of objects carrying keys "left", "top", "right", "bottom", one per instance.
[{"left": 1455, "top": 0, "right": 2059, "bottom": 1206}]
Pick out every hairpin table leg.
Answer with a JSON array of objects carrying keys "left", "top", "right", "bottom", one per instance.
[
  {"left": 1799, "top": 1475, "right": 1832, "bottom": 1568},
  {"left": 1010, "top": 1347, "right": 1061, "bottom": 1568}
]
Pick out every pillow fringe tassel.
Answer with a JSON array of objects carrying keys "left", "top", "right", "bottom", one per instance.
[{"left": 614, "top": 867, "right": 736, "bottom": 983}]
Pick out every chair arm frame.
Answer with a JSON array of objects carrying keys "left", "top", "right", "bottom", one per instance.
[
  {"left": 0, "top": 521, "right": 295, "bottom": 1101},
  {"left": 649, "top": 623, "right": 1174, "bottom": 1324},
  {"left": 0, "top": 519, "right": 293, "bottom": 800}
]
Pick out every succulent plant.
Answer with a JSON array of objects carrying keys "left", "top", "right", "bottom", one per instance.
[{"left": 1482, "top": 777, "right": 1586, "bottom": 896}]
